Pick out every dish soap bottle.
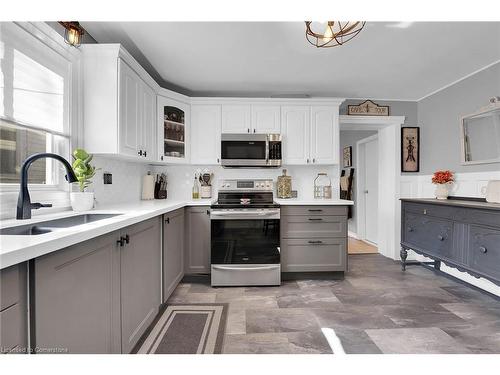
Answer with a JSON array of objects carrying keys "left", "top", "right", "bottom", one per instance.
[{"left": 192, "top": 173, "right": 200, "bottom": 199}]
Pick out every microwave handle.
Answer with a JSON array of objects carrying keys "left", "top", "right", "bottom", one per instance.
[{"left": 265, "top": 134, "right": 270, "bottom": 164}]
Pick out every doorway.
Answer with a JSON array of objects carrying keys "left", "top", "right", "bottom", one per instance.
[{"left": 339, "top": 115, "right": 406, "bottom": 261}]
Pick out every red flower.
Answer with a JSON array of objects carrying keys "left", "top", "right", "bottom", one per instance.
[{"left": 432, "top": 170, "right": 454, "bottom": 185}]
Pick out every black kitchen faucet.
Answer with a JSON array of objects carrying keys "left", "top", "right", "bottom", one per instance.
[{"left": 16, "top": 153, "right": 77, "bottom": 220}]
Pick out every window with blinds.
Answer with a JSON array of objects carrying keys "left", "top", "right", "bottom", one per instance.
[{"left": 0, "top": 22, "right": 71, "bottom": 185}]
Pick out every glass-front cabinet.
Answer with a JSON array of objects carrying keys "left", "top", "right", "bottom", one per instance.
[{"left": 157, "top": 95, "right": 190, "bottom": 163}]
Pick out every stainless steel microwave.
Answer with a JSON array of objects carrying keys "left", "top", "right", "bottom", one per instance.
[{"left": 220, "top": 134, "right": 282, "bottom": 168}]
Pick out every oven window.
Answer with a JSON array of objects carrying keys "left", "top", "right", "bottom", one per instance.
[
  {"left": 221, "top": 141, "right": 266, "bottom": 159},
  {"left": 211, "top": 219, "right": 280, "bottom": 264}
]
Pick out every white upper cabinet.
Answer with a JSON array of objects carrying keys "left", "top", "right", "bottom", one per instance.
[
  {"left": 281, "top": 106, "right": 311, "bottom": 165},
  {"left": 82, "top": 45, "right": 157, "bottom": 161},
  {"left": 281, "top": 105, "right": 340, "bottom": 165},
  {"left": 251, "top": 105, "right": 281, "bottom": 134},
  {"left": 140, "top": 82, "right": 156, "bottom": 161},
  {"left": 119, "top": 60, "right": 141, "bottom": 158},
  {"left": 310, "top": 106, "right": 339, "bottom": 164},
  {"left": 221, "top": 105, "right": 251, "bottom": 133},
  {"left": 191, "top": 105, "right": 221, "bottom": 165},
  {"left": 157, "top": 95, "right": 190, "bottom": 164}
]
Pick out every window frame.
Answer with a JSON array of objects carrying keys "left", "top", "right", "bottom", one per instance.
[{"left": 0, "top": 22, "right": 82, "bottom": 194}]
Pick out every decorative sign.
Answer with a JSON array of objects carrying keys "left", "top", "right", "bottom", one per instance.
[
  {"left": 348, "top": 100, "right": 389, "bottom": 116},
  {"left": 401, "top": 127, "right": 420, "bottom": 172},
  {"left": 343, "top": 146, "right": 352, "bottom": 168}
]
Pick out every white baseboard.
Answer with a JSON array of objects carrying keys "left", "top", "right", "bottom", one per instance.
[
  {"left": 347, "top": 231, "right": 359, "bottom": 239},
  {"left": 400, "top": 170, "right": 500, "bottom": 296}
]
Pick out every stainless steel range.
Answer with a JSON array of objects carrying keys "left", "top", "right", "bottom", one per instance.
[{"left": 210, "top": 179, "right": 280, "bottom": 286}]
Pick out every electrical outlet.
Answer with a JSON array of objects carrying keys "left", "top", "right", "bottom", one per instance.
[{"left": 103, "top": 172, "right": 112, "bottom": 185}]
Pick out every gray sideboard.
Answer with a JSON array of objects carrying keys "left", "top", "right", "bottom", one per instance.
[{"left": 400, "top": 198, "right": 500, "bottom": 285}]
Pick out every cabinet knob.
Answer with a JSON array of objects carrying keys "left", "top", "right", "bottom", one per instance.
[
  {"left": 437, "top": 235, "right": 445, "bottom": 241},
  {"left": 313, "top": 158, "right": 316, "bottom": 163},
  {"left": 206, "top": 210, "right": 210, "bottom": 215},
  {"left": 253, "top": 129, "right": 256, "bottom": 133},
  {"left": 247, "top": 128, "right": 250, "bottom": 133},
  {"left": 479, "top": 246, "right": 487, "bottom": 254},
  {"left": 144, "top": 151, "right": 147, "bottom": 157},
  {"left": 123, "top": 234, "right": 130, "bottom": 244},
  {"left": 160, "top": 156, "right": 164, "bottom": 161},
  {"left": 138, "top": 150, "right": 143, "bottom": 156},
  {"left": 165, "top": 217, "right": 170, "bottom": 224},
  {"left": 306, "top": 158, "right": 310, "bottom": 163},
  {"left": 217, "top": 158, "right": 220, "bottom": 163}
]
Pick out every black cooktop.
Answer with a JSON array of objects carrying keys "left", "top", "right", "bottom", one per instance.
[
  {"left": 211, "top": 191, "right": 279, "bottom": 209},
  {"left": 211, "top": 202, "right": 280, "bottom": 209}
]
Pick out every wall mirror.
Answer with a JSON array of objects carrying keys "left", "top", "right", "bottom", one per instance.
[{"left": 460, "top": 100, "right": 500, "bottom": 165}]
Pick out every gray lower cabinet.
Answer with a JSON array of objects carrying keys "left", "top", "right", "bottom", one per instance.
[
  {"left": 35, "top": 231, "right": 121, "bottom": 354},
  {"left": 401, "top": 199, "right": 500, "bottom": 285},
  {"left": 163, "top": 208, "right": 185, "bottom": 302},
  {"left": 120, "top": 217, "right": 161, "bottom": 354},
  {"left": 280, "top": 205, "right": 348, "bottom": 273},
  {"left": 0, "top": 263, "right": 27, "bottom": 354},
  {"left": 185, "top": 206, "right": 211, "bottom": 274},
  {"left": 35, "top": 217, "right": 161, "bottom": 354}
]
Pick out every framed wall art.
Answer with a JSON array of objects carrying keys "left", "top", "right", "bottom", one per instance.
[
  {"left": 343, "top": 146, "right": 352, "bottom": 168},
  {"left": 401, "top": 127, "right": 420, "bottom": 172}
]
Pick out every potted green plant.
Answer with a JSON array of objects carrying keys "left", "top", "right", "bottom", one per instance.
[{"left": 70, "top": 148, "right": 98, "bottom": 211}]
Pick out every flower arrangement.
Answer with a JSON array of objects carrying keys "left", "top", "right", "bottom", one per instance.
[{"left": 432, "top": 170, "right": 454, "bottom": 185}]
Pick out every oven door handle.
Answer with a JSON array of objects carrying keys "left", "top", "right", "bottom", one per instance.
[
  {"left": 210, "top": 210, "right": 280, "bottom": 217},
  {"left": 212, "top": 265, "right": 280, "bottom": 271}
]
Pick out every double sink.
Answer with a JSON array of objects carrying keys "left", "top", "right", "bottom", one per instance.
[{"left": 0, "top": 213, "right": 121, "bottom": 236}]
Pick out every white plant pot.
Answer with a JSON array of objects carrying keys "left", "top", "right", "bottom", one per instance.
[
  {"left": 70, "top": 192, "right": 95, "bottom": 212},
  {"left": 434, "top": 184, "right": 450, "bottom": 200}
]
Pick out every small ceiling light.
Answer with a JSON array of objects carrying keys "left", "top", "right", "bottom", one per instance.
[
  {"left": 58, "top": 22, "right": 85, "bottom": 47},
  {"left": 305, "top": 21, "right": 366, "bottom": 48}
]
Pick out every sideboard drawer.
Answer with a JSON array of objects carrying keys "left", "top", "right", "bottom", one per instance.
[
  {"left": 403, "top": 202, "right": 456, "bottom": 220},
  {"left": 403, "top": 213, "right": 456, "bottom": 260},
  {"left": 468, "top": 225, "right": 500, "bottom": 282},
  {"left": 281, "top": 215, "right": 347, "bottom": 238}
]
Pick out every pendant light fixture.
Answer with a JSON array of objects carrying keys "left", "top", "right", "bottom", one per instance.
[
  {"left": 58, "top": 22, "right": 85, "bottom": 47},
  {"left": 305, "top": 21, "right": 365, "bottom": 48}
]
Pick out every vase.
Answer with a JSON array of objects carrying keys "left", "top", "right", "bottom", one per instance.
[
  {"left": 434, "top": 184, "right": 449, "bottom": 200},
  {"left": 70, "top": 192, "right": 95, "bottom": 212}
]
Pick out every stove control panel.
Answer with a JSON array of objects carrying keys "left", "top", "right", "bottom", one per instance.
[{"left": 219, "top": 179, "right": 274, "bottom": 191}]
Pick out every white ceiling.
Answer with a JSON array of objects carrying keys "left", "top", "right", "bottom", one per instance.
[{"left": 81, "top": 22, "right": 500, "bottom": 100}]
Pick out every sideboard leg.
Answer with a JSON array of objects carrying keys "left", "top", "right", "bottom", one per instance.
[{"left": 400, "top": 248, "right": 408, "bottom": 271}]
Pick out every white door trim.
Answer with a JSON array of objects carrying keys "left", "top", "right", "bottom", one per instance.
[
  {"left": 340, "top": 115, "right": 406, "bottom": 260},
  {"left": 356, "top": 134, "right": 379, "bottom": 243}
]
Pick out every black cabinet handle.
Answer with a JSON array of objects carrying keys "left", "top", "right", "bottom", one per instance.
[
  {"left": 437, "top": 235, "right": 444, "bottom": 241},
  {"left": 138, "top": 150, "right": 143, "bottom": 156},
  {"left": 308, "top": 240, "right": 323, "bottom": 244},
  {"left": 160, "top": 156, "right": 164, "bottom": 161},
  {"left": 206, "top": 210, "right": 210, "bottom": 215},
  {"left": 144, "top": 151, "right": 147, "bottom": 157},
  {"left": 165, "top": 217, "right": 170, "bottom": 224},
  {"left": 117, "top": 237, "right": 125, "bottom": 247},
  {"left": 479, "top": 246, "right": 487, "bottom": 254},
  {"left": 308, "top": 209, "right": 323, "bottom": 212},
  {"left": 123, "top": 234, "right": 130, "bottom": 244},
  {"left": 308, "top": 218, "right": 323, "bottom": 221}
]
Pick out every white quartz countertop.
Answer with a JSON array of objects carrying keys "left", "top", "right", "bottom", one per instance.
[
  {"left": 0, "top": 197, "right": 353, "bottom": 270},
  {"left": 0, "top": 199, "right": 213, "bottom": 270},
  {"left": 274, "top": 198, "right": 354, "bottom": 205}
]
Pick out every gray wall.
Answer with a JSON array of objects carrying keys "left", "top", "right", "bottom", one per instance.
[
  {"left": 417, "top": 63, "right": 500, "bottom": 174},
  {"left": 340, "top": 99, "right": 418, "bottom": 127},
  {"left": 340, "top": 130, "right": 377, "bottom": 234}
]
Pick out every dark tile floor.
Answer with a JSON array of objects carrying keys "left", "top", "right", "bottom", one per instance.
[{"left": 166, "top": 254, "right": 500, "bottom": 354}]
